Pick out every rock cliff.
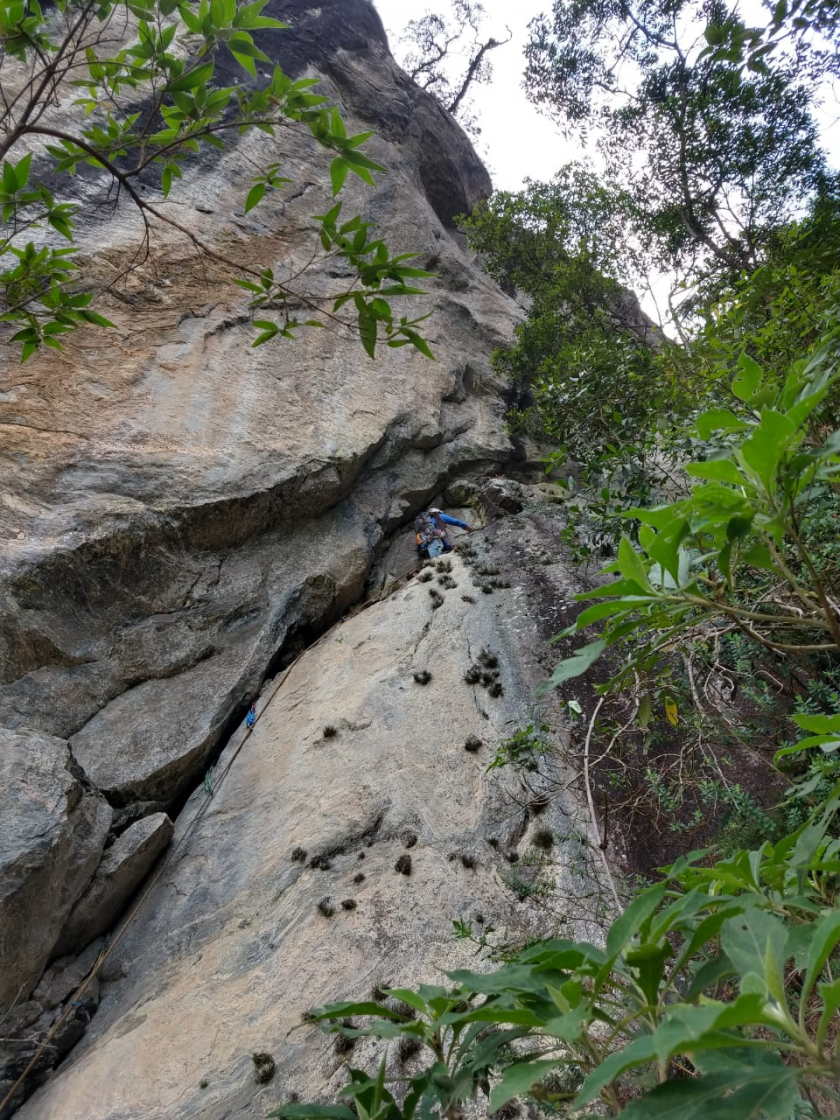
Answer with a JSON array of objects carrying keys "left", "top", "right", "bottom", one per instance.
[
  {"left": 0, "top": 2, "right": 600, "bottom": 1115},
  {"left": 15, "top": 513, "right": 603, "bottom": 1120}
]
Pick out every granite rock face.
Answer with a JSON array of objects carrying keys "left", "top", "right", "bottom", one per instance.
[
  {"left": 0, "top": 729, "right": 112, "bottom": 1015},
  {"left": 0, "top": 0, "right": 543, "bottom": 1107},
  {"left": 0, "top": 0, "right": 517, "bottom": 822},
  {"left": 18, "top": 513, "right": 605, "bottom": 1120},
  {"left": 54, "top": 814, "right": 175, "bottom": 958}
]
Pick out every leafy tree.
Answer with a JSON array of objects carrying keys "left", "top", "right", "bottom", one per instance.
[
  {"left": 552, "top": 306, "right": 840, "bottom": 691},
  {"left": 524, "top": 0, "right": 837, "bottom": 311},
  {"left": 0, "top": 0, "right": 435, "bottom": 360},
  {"left": 397, "top": 1, "right": 511, "bottom": 138},
  {"left": 463, "top": 168, "right": 671, "bottom": 461}
]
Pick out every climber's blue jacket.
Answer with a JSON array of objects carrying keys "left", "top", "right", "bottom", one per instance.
[{"left": 431, "top": 512, "right": 470, "bottom": 531}]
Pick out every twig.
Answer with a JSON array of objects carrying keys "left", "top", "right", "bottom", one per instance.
[{"left": 583, "top": 696, "right": 622, "bottom": 910}]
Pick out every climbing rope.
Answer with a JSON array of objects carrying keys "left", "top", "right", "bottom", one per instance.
[{"left": 0, "top": 565, "right": 429, "bottom": 1114}]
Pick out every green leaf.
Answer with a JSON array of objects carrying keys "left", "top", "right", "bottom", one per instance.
[
  {"left": 489, "top": 1058, "right": 564, "bottom": 1113},
  {"left": 78, "top": 310, "right": 116, "bottom": 329},
  {"left": 545, "top": 639, "right": 607, "bottom": 687},
  {"left": 696, "top": 408, "right": 749, "bottom": 438},
  {"left": 244, "top": 181, "right": 266, "bottom": 212},
  {"left": 801, "top": 910, "right": 840, "bottom": 1004},
  {"left": 720, "top": 911, "right": 787, "bottom": 999},
  {"left": 618, "top": 1066, "right": 801, "bottom": 1120},
  {"left": 617, "top": 535, "right": 652, "bottom": 591},
  {"left": 792, "top": 713, "right": 840, "bottom": 734},
  {"left": 167, "top": 61, "right": 214, "bottom": 92},
  {"left": 14, "top": 152, "right": 32, "bottom": 190},
  {"left": 2, "top": 160, "right": 17, "bottom": 193},
  {"left": 606, "top": 883, "right": 667, "bottom": 958},
  {"left": 739, "top": 410, "right": 796, "bottom": 495},
  {"left": 575, "top": 1033, "right": 659, "bottom": 1106},
  {"left": 231, "top": 49, "right": 256, "bottom": 76},
  {"left": 625, "top": 939, "right": 673, "bottom": 1005},
  {"left": 816, "top": 977, "right": 840, "bottom": 1050},
  {"left": 732, "top": 352, "right": 763, "bottom": 402},
  {"left": 404, "top": 330, "right": 434, "bottom": 360},
  {"left": 330, "top": 157, "right": 348, "bottom": 197},
  {"left": 686, "top": 459, "right": 744, "bottom": 486}
]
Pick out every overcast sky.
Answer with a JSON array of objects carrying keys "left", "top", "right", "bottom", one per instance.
[
  {"left": 373, "top": 0, "right": 840, "bottom": 195},
  {"left": 372, "top": 0, "right": 581, "bottom": 190}
]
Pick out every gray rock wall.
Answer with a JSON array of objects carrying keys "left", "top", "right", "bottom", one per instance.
[
  {"left": 0, "top": 0, "right": 521, "bottom": 1018},
  {"left": 17, "top": 512, "right": 605, "bottom": 1120}
]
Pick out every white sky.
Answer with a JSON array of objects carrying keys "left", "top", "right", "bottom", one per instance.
[
  {"left": 373, "top": 0, "right": 840, "bottom": 192},
  {"left": 372, "top": 0, "right": 839, "bottom": 325},
  {"left": 373, "top": 0, "right": 581, "bottom": 190}
]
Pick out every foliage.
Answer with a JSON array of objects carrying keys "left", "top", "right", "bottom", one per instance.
[
  {"left": 462, "top": 169, "right": 676, "bottom": 466},
  {"left": 396, "top": 1, "right": 511, "bottom": 138},
  {"left": 486, "top": 723, "right": 551, "bottom": 772},
  {"left": 524, "top": 0, "right": 836, "bottom": 309},
  {"left": 0, "top": 0, "right": 435, "bottom": 359},
  {"left": 274, "top": 790, "right": 840, "bottom": 1119},
  {"left": 550, "top": 309, "right": 840, "bottom": 694}
]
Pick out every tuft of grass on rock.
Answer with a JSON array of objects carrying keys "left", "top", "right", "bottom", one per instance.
[
  {"left": 334, "top": 1023, "right": 356, "bottom": 1056},
  {"left": 398, "top": 1037, "right": 423, "bottom": 1064},
  {"left": 395, "top": 854, "right": 412, "bottom": 876},
  {"left": 353, "top": 872, "right": 366, "bottom": 884},
  {"left": 317, "top": 897, "right": 335, "bottom": 917},
  {"left": 323, "top": 725, "right": 338, "bottom": 739},
  {"left": 533, "top": 827, "right": 554, "bottom": 850},
  {"left": 402, "top": 831, "right": 418, "bottom": 848},
  {"left": 291, "top": 847, "right": 307, "bottom": 863},
  {"left": 461, "top": 594, "right": 476, "bottom": 604},
  {"left": 413, "top": 669, "right": 432, "bottom": 685},
  {"left": 252, "top": 1052, "right": 276, "bottom": 1084},
  {"left": 460, "top": 853, "right": 477, "bottom": 869},
  {"left": 417, "top": 569, "right": 434, "bottom": 582},
  {"left": 488, "top": 681, "right": 504, "bottom": 698},
  {"left": 464, "top": 735, "right": 482, "bottom": 753},
  {"left": 464, "top": 665, "right": 481, "bottom": 685},
  {"left": 341, "top": 899, "right": 357, "bottom": 911}
]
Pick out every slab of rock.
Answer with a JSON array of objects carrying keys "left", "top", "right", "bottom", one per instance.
[
  {"left": 18, "top": 513, "right": 608, "bottom": 1120},
  {"left": 0, "top": 729, "right": 112, "bottom": 1014},
  {"left": 55, "top": 816, "right": 174, "bottom": 956}
]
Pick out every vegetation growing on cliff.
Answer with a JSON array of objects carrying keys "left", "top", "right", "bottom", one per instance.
[
  {"left": 271, "top": 1, "right": 840, "bottom": 1117},
  {"left": 0, "top": 0, "right": 434, "bottom": 359}
]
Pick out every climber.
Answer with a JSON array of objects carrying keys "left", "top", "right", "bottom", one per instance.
[{"left": 414, "top": 508, "right": 474, "bottom": 560}]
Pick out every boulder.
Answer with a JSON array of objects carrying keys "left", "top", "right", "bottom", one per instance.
[
  {"left": 0, "top": 729, "right": 112, "bottom": 1014},
  {"left": 443, "top": 478, "right": 479, "bottom": 505},
  {"left": 54, "top": 816, "right": 174, "bottom": 956}
]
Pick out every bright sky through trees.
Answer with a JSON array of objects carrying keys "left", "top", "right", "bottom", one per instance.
[
  {"left": 374, "top": 0, "right": 839, "bottom": 193},
  {"left": 373, "top": 0, "right": 580, "bottom": 189}
]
